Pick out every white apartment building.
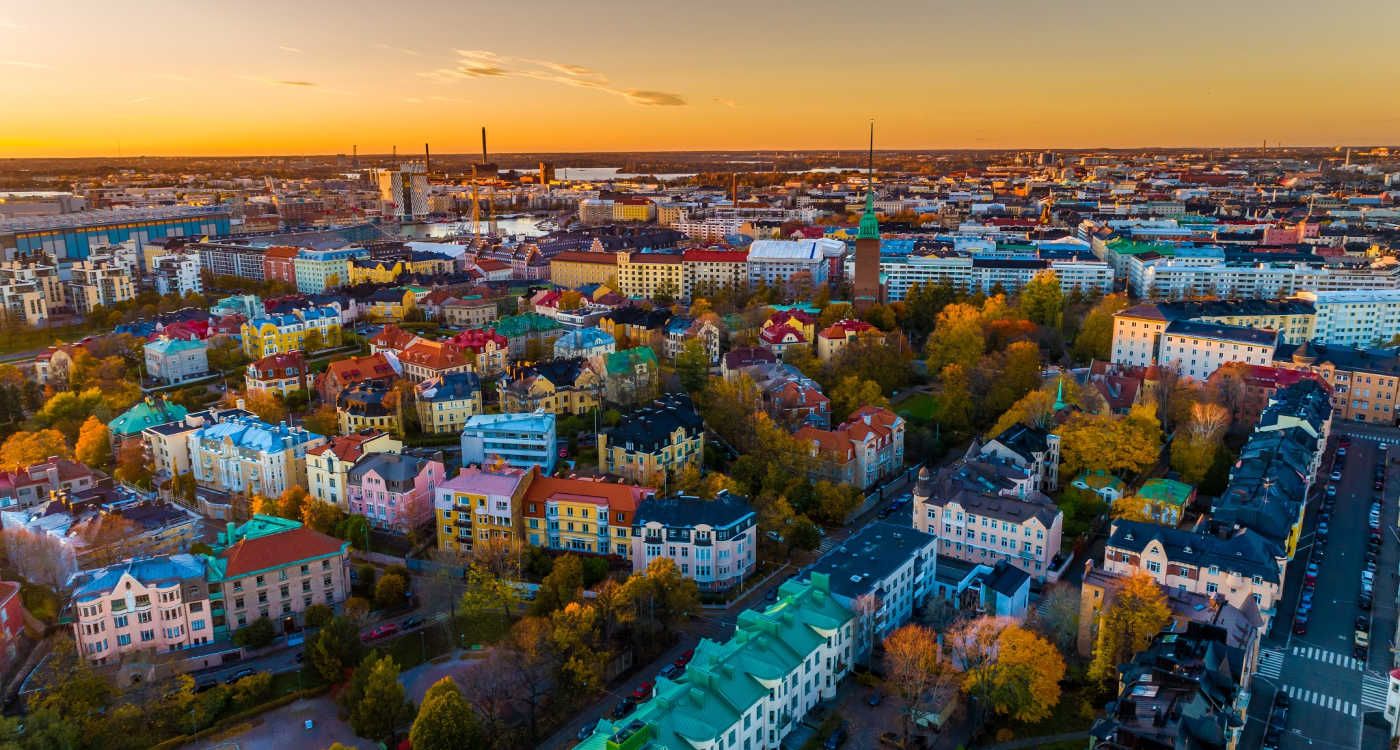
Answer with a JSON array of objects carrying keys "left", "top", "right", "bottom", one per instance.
[
  {"left": 674, "top": 216, "right": 743, "bottom": 243},
  {"left": 681, "top": 248, "right": 749, "bottom": 299},
  {"left": 631, "top": 492, "right": 757, "bottom": 592},
  {"left": 804, "top": 522, "right": 938, "bottom": 660},
  {"left": 188, "top": 414, "right": 326, "bottom": 497},
  {"left": 1157, "top": 320, "right": 1278, "bottom": 381},
  {"left": 152, "top": 252, "right": 203, "bottom": 297},
  {"left": 876, "top": 254, "right": 1114, "bottom": 302},
  {"left": 68, "top": 259, "right": 135, "bottom": 314},
  {"left": 0, "top": 259, "right": 62, "bottom": 323},
  {"left": 1297, "top": 290, "right": 1400, "bottom": 348},
  {"left": 460, "top": 412, "right": 557, "bottom": 473},
  {"left": 1137, "top": 260, "right": 1400, "bottom": 300}
]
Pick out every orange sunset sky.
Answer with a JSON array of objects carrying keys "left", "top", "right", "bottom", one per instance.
[{"left": 3, "top": 0, "right": 1399, "bottom": 157}]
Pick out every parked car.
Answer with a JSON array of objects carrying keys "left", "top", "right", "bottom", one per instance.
[
  {"left": 577, "top": 722, "right": 598, "bottom": 741},
  {"left": 1330, "top": 470, "right": 1342, "bottom": 481},
  {"left": 612, "top": 697, "right": 637, "bottom": 719},
  {"left": 824, "top": 724, "right": 849, "bottom": 750},
  {"left": 1325, "top": 484, "right": 1337, "bottom": 497},
  {"left": 1304, "top": 563, "right": 1319, "bottom": 582},
  {"left": 225, "top": 667, "right": 256, "bottom": 685},
  {"left": 402, "top": 615, "right": 425, "bottom": 630},
  {"left": 631, "top": 680, "right": 655, "bottom": 700},
  {"left": 675, "top": 648, "right": 694, "bottom": 667},
  {"left": 1359, "top": 593, "right": 1373, "bottom": 610},
  {"left": 195, "top": 675, "right": 218, "bottom": 692},
  {"left": 659, "top": 664, "right": 682, "bottom": 680},
  {"left": 1357, "top": 615, "right": 1371, "bottom": 633},
  {"left": 1339, "top": 436, "right": 1351, "bottom": 446},
  {"left": 1317, "top": 521, "right": 1330, "bottom": 537},
  {"left": 1337, "top": 447, "right": 1348, "bottom": 456},
  {"left": 364, "top": 622, "right": 400, "bottom": 641},
  {"left": 1293, "top": 616, "right": 1309, "bottom": 635}
]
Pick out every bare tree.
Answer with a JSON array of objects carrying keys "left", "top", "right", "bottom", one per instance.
[
  {"left": 1185, "top": 402, "right": 1230, "bottom": 441},
  {"left": 946, "top": 616, "right": 1013, "bottom": 728},
  {"left": 1028, "top": 586, "right": 1080, "bottom": 653},
  {"left": 883, "top": 624, "right": 960, "bottom": 747}
]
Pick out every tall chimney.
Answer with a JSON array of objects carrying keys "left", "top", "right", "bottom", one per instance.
[
  {"left": 481, "top": 127, "right": 488, "bottom": 163},
  {"left": 424, "top": 142, "right": 431, "bottom": 174}
]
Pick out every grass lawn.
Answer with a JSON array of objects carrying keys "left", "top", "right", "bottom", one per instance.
[
  {"left": 376, "top": 623, "right": 458, "bottom": 670},
  {"left": 269, "top": 666, "right": 326, "bottom": 697},
  {"left": 897, "top": 393, "right": 939, "bottom": 423}
]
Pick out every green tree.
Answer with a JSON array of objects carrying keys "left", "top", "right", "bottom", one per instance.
[
  {"left": 980, "top": 340, "right": 1043, "bottom": 420},
  {"left": 231, "top": 671, "right": 273, "bottom": 708},
  {"left": 938, "top": 363, "right": 973, "bottom": 433},
  {"left": 350, "top": 653, "right": 414, "bottom": 742},
  {"left": 1019, "top": 270, "right": 1064, "bottom": 328},
  {"left": 303, "top": 603, "right": 334, "bottom": 628},
  {"left": 533, "top": 554, "right": 584, "bottom": 616},
  {"left": 828, "top": 375, "right": 889, "bottom": 423},
  {"left": 461, "top": 563, "right": 521, "bottom": 639},
  {"left": 374, "top": 572, "right": 408, "bottom": 611},
  {"left": 1072, "top": 293, "right": 1129, "bottom": 362},
  {"left": 675, "top": 338, "right": 711, "bottom": 393},
  {"left": 410, "top": 677, "right": 484, "bottom": 750},
  {"left": 232, "top": 616, "right": 277, "bottom": 649},
  {"left": 302, "top": 328, "right": 325, "bottom": 353},
  {"left": 308, "top": 615, "right": 364, "bottom": 683}
]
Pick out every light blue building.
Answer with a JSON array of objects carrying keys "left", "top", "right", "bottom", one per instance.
[
  {"left": 460, "top": 413, "right": 557, "bottom": 474},
  {"left": 553, "top": 327, "right": 615, "bottom": 359}
]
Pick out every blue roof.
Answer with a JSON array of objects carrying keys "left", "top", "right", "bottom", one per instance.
[
  {"left": 194, "top": 414, "right": 324, "bottom": 452},
  {"left": 555, "top": 327, "right": 614, "bottom": 349},
  {"left": 145, "top": 337, "right": 206, "bottom": 355},
  {"left": 73, "top": 554, "right": 205, "bottom": 601}
]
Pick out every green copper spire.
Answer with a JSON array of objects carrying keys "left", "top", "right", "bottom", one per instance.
[
  {"left": 856, "top": 121, "right": 880, "bottom": 241},
  {"left": 1053, "top": 374, "right": 1066, "bottom": 411}
]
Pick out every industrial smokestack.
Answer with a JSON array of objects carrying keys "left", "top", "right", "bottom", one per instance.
[
  {"left": 424, "top": 142, "right": 431, "bottom": 174},
  {"left": 352, "top": 144, "right": 357, "bottom": 168},
  {"left": 481, "top": 127, "right": 488, "bottom": 163}
]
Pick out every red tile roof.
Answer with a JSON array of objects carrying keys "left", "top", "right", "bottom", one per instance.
[
  {"left": 220, "top": 526, "right": 346, "bottom": 578},
  {"left": 682, "top": 249, "right": 748, "bottom": 263}
]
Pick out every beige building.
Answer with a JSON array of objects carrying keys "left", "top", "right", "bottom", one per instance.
[
  {"left": 206, "top": 516, "right": 352, "bottom": 633},
  {"left": 68, "top": 259, "right": 136, "bottom": 314},
  {"left": 306, "top": 429, "right": 403, "bottom": 509},
  {"left": 616, "top": 252, "right": 683, "bottom": 300},
  {"left": 550, "top": 251, "right": 619, "bottom": 289}
]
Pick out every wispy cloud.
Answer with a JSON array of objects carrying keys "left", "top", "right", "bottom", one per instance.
[
  {"left": 713, "top": 97, "right": 738, "bottom": 108},
  {"left": 279, "top": 45, "right": 303, "bottom": 54},
  {"left": 422, "top": 49, "right": 686, "bottom": 106},
  {"left": 0, "top": 59, "right": 49, "bottom": 69},
  {"left": 0, "top": 18, "right": 20, "bottom": 30},
  {"left": 275, "top": 80, "right": 317, "bottom": 87},
  {"left": 374, "top": 42, "right": 420, "bottom": 57}
]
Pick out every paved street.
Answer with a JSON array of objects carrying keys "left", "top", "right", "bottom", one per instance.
[{"left": 1242, "top": 424, "right": 1399, "bottom": 750}]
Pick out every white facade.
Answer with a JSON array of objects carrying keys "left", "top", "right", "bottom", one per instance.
[
  {"left": 376, "top": 164, "right": 429, "bottom": 221},
  {"left": 1136, "top": 260, "right": 1400, "bottom": 300},
  {"left": 1157, "top": 326, "right": 1277, "bottom": 382},
  {"left": 875, "top": 255, "right": 1114, "bottom": 302},
  {"left": 459, "top": 413, "right": 557, "bottom": 473},
  {"left": 152, "top": 252, "right": 203, "bottom": 297},
  {"left": 1297, "top": 290, "right": 1400, "bottom": 348},
  {"left": 746, "top": 239, "right": 840, "bottom": 288}
]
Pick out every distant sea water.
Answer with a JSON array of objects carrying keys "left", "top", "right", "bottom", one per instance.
[{"left": 0, "top": 191, "right": 72, "bottom": 198}]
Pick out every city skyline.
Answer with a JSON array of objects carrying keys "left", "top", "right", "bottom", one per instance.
[{"left": 4, "top": 0, "right": 1400, "bottom": 157}]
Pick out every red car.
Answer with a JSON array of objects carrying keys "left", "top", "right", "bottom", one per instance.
[
  {"left": 674, "top": 648, "right": 695, "bottom": 668},
  {"left": 630, "top": 680, "right": 655, "bottom": 700},
  {"left": 364, "top": 623, "right": 400, "bottom": 641}
]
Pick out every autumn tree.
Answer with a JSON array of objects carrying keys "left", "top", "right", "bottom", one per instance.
[
  {"left": 533, "top": 554, "right": 584, "bottom": 616},
  {"left": 1071, "top": 293, "right": 1129, "bottom": 362},
  {"left": 1029, "top": 585, "right": 1081, "bottom": 653},
  {"left": 302, "top": 499, "right": 346, "bottom": 535},
  {"left": 1089, "top": 570, "right": 1172, "bottom": 684},
  {"left": 924, "top": 303, "right": 985, "bottom": 373},
  {"left": 302, "top": 404, "right": 339, "bottom": 436},
  {"left": 307, "top": 615, "right": 364, "bottom": 683},
  {"left": 113, "top": 439, "right": 152, "bottom": 488},
  {"left": 884, "top": 624, "right": 959, "bottom": 746},
  {"left": 1171, "top": 401, "right": 1231, "bottom": 484},
  {"left": 1019, "top": 270, "right": 1064, "bottom": 328},
  {"left": 410, "top": 677, "right": 484, "bottom": 750},
  {"left": 698, "top": 373, "right": 765, "bottom": 451},
  {"left": 1057, "top": 403, "right": 1162, "bottom": 478},
  {"left": 979, "top": 340, "right": 1043, "bottom": 420},
  {"left": 374, "top": 572, "right": 408, "bottom": 611},
  {"left": 243, "top": 390, "right": 287, "bottom": 424},
  {"left": 938, "top": 363, "right": 973, "bottom": 433},
  {"left": 550, "top": 603, "right": 607, "bottom": 694},
  {"left": 461, "top": 563, "right": 521, "bottom": 640},
  {"left": 302, "top": 328, "right": 325, "bottom": 353},
  {"left": 74, "top": 415, "right": 112, "bottom": 470},
  {"left": 0, "top": 428, "right": 72, "bottom": 471},
  {"left": 964, "top": 623, "right": 1066, "bottom": 723}
]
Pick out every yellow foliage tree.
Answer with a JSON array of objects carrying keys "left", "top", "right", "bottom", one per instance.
[
  {"left": 1089, "top": 571, "right": 1172, "bottom": 683},
  {"left": 74, "top": 415, "right": 112, "bottom": 469},
  {"left": 962, "top": 623, "right": 1066, "bottom": 723},
  {"left": 0, "top": 428, "right": 72, "bottom": 471}
]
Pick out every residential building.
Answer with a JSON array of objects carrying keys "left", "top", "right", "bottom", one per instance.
[
  {"left": 109, "top": 397, "right": 188, "bottom": 452},
  {"left": 460, "top": 413, "right": 558, "bottom": 473},
  {"left": 758, "top": 322, "right": 807, "bottom": 356},
  {"left": 500, "top": 358, "right": 603, "bottom": 416},
  {"left": 876, "top": 254, "right": 1114, "bottom": 302},
  {"left": 549, "top": 251, "right": 619, "bottom": 289},
  {"left": 930, "top": 557, "right": 1032, "bottom": 621},
  {"left": 440, "top": 296, "right": 499, "bottom": 328},
  {"left": 337, "top": 381, "right": 399, "bottom": 435},
  {"left": 616, "top": 252, "right": 683, "bottom": 300},
  {"left": 415, "top": 372, "right": 484, "bottom": 434},
  {"left": 346, "top": 452, "right": 444, "bottom": 533},
  {"left": 523, "top": 473, "right": 653, "bottom": 558},
  {"left": 794, "top": 406, "right": 905, "bottom": 490},
  {"left": 433, "top": 466, "right": 532, "bottom": 554},
  {"left": 599, "top": 306, "right": 672, "bottom": 349},
  {"left": 816, "top": 319, "right": 885, "bottom": 363},
  {"left": 144, "top": 336, "right": 209, "bottom": 385},
  {"left": 0, "top": 458, "right": 105, "bottom": 511},
  {"left": 1156, "top": 320, "right": 1278, "bottom": 382},
  {"left": 142, "top": 407, "right": 253, "bottom": 486},
  {"left": 1275, "top": 342, "right": 1400, "bottom": 424},
  {"left": 204, "top": 516, "right": 351, "bottom": 636},
  {"left": 398, "top": 338, "right": 474, "bottom": 382},
  {"left": 446, "top": 329, "right": 510, "bottom": 376},
  {"left": 602, "top": 346, "right": 660, "bottom": 405},
  {"left": 1089, "top": 623, "right": 1246, "bottom": 750},
  {"left": 244, "top": 351, "right": 312, "bottom": 398},
  {"left": 305, "top": 429, "right": 402, "bottom": 509},
  {"left": 240, "top": 306, "right": 342, "bottom": 359},
  {"left": 577, "top": 574, "right": 854, "bottom": 750},
  {"left": 802, "top": 521, "right": 938, "bottom": 658},
  {"left": 0, "top": 581, "right": 23, "bottom": 673},
  {"left": 681, "top": 248, "right": 748, "bottom": 300},
  {"left": 67, "top": 258, "right": 135, "bottom": 314},
  {"left": 316, "top": 352, "right": 398, "bottom": 405},
  {"left": 376, "top": 164, "right": 429, "bottom": 220},
  {"left": 151, "top": 252, "right": 202, "bottom": 297},
  {"left": 70, "top": 554, "right": 213, "bottom": 662},
  {"left": 977, "top": 422, "right": 1062, "bottom": 493},
  {"left": 293, "top": 247, "right": 366, "bottom": 293},
  {"left": 631, "top": 492, "right": 756, "bottom": 591},
  {"left": 188, "top": 413, "right": 327, "bottom": 497},
  {"left": 0, "top": 258, "right": 61, "bottom": 324},
  {"left": 1128, "top": 478, "right": 1194, "bottom": 527},
  {"left": 262, "top": 246, "right": 299, "bottom": 285},
  {"left": 1297, "top": 289, "right": 1400, "bottom": 348},
  {"left": 553, "top": 327, "right": 616, "bottom": 360},
  {"left": 598, "top": 393, "right": 703, "bottom": 486},
  {"left": 491, "top": 312, "right": 563, "bottom": 359},
  {"left": 913, "top": 462, "right": 1065, "bottom": 582}
]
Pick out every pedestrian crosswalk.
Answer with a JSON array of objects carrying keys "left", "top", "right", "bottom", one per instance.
[
  {"left": 1290, "top": 645, "right": 1365, "bottom": 671},
  {"left": 1280, "top": 685, "right": 1360, "bottom": 718},
  {"left": 1362, "top": 672, "right": 1389, "bottom": 711},
  {"left": 1257, "top": 648, "right": 1284, "bottom": 680},
  {"left": 816, "top": 537, "right": 837, "bottom": 554}
]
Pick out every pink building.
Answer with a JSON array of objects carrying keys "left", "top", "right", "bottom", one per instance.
[
  {"left": 70, "top": 554, "right": 214, "bottom": 663},
  {"left": 346, "top": 452, "right": 445, "bottom": 533},
  {"left": 912, "top": 464, "right": 1065, "bottom": 583}
]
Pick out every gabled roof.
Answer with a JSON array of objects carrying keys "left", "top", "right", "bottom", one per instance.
[{"left": 214, "top": 522, "right": 347, "bottom": 580}]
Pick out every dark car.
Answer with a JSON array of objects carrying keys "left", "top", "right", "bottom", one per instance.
[
  {"left": 402, "top": 615, "right": 425, "bottom": 630},
  {"left": 764, "top": 588, "right": 779, "bottom": 602},
  {"left": 195, "top": 675, "right": 218, "bottom": 692},
  {"left": 1359, "top": 593, "right": 1373, "bottom": 610},
  {"left": 225, "top": 667, "right": 256, "bottom": 685},
  {"left": 867, "top": 691, "right": 884, "bottom": 707},
  {"left": 675, "top": 648, "right": 694, "bottom": 667},
  {"left": 1293, "top": 616, "right": 1309, "bottom": 635},
  {"left": 1357, "top": 615, "right": 1371, "bottom": 633},
  {"left": 659, "top": 664, "right": 682, "bottom": 680},
  {"left": 824, "top": 723, "right": 849, "bottom": 750},
  {"left": 612, "top": 697, "right": 637, "bottom": 719}
]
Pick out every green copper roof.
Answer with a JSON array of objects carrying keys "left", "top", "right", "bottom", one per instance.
[
  {"left": 578, "top": 573, "right": 853, "bottom": 750},
  {"left": 493, "top": 312, "right": 562, "bottom": 338},
  {"left": 108, "top": 397, "right": 188, "bottom": 437},
  {"left": 1136, "top": 478, "right": 1194, "bottom": 507},
  {"left": 856, "top": 190, "right": 880, "bottom": 241},
  {"left": 604, "top": 346, "right": 658, "bottom": 375},
  {"left": 1105, "top": 238, "right": 1176, "bottom": 256}
]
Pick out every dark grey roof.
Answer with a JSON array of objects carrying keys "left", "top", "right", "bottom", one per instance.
[
  {"left": 1275, "top": 342, "right": 1400, "bottom": 376},
  {"left": 804, "top": 522, "right": 936, "bottom": 601},
  {"left": 982, "top": 560, "right": 1030, "bottom": 598},
  {"left": 1107, "top": 520, "right": 1282, "bottom": 583},
  {"left": 632, "top": 491, "right": 754, "bottom": 530},
  {"left": 1165, "top": 319, "right": 1279, "bottom": 346},
  {"left": 988, "top": 423, "right": 1050, "bottom": 460},
  {"left": 348, "top": 453, "right": 431, "bottom": 490},
  {"left": 604, "top": 393, "right": 702, "bottom": 453}
]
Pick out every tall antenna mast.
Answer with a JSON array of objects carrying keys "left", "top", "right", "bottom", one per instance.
[{"left": 867, "top": 120, "right": 874, "bottom": 189}]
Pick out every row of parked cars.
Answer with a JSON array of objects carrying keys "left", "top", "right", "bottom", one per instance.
[{"left": 1260, "top": 691, "right": 1290, "bottom": 750}]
